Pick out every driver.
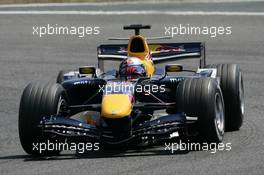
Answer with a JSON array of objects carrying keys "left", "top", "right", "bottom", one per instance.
[{"left": 119, "top": 57, "right": 147, "bottom": 80}]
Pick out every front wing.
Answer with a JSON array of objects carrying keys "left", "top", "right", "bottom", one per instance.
[{"left": 39, "top": 112, "right": 196, "bottom": 145}]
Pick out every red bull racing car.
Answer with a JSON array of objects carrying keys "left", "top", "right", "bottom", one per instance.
[{"left": 19, "top": 25, "right": 244, "bottom": 155}]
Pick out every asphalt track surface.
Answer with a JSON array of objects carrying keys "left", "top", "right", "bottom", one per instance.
[{"left": 0, "top": 1, "right": 264, "bottom": 175}]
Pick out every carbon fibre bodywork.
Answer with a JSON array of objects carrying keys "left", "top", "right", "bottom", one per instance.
[{"left": 39, "top": 68, "right": 215, "bottom": 145}]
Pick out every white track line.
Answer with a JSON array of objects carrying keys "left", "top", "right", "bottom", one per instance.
[
  {"left": 0, "top": 0, "right": 262, "bottom": 8},
  {"left": 0, "top": 1, "right": 172, "bottom": 7},
  {"left": 0, "top": 10, "right": 263, "bottom": 16}
]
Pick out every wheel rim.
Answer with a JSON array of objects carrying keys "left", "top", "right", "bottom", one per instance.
[
  {"left": 215, "top": 93, "right": 224, "bottom": 136},
  {"left": 239, "top": 73, "right": 245, "bottom": 116}
]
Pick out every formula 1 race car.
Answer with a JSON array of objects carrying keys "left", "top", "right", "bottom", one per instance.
[{"left": 19, "top": 24, "right": 244, "bottom": 155}]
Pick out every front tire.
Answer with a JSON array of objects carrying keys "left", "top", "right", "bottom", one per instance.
[
  {"left": 206, "top": 64, "right": 244, "bottom": 131},
  {"left": 176, "top": 78, "right": 225, "bottom": 143},
  {"left": 19, "top": 82, "right": 65, "bottom": 155}
]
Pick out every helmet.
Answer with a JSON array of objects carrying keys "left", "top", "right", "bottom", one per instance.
[{"left": 119, "top": 57, "right": 146, "bottom": 80}]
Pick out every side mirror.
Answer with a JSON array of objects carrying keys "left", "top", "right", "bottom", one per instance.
[
  {"left": 79, "top": 66, "right": 96, "bottom": 77},
  {"left": 165, "top": 64, "right": 183, "bottom": 73}
]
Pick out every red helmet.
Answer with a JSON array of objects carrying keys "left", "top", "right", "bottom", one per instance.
[{"left": 119, "top": 57, "right": 146, "bottom": 80}]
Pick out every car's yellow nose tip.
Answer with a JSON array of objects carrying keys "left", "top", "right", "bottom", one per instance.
[{"left": 101, "top": 94, "right": 132, "bottom": 119}]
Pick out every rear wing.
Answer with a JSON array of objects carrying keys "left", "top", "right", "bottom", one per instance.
[{"left": 97, "top": 42, "right": 206, "bottom": 71}]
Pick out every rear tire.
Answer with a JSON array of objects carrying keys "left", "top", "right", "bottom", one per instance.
[
  {"left": 206, "top": 64, "right": 244, "bottom": 131},
  {"left": 19, "top": 82, "right": 65, "bottom": 156},
  {"left": 176, "top": 78, "right": 225, "bottom": 143}
]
